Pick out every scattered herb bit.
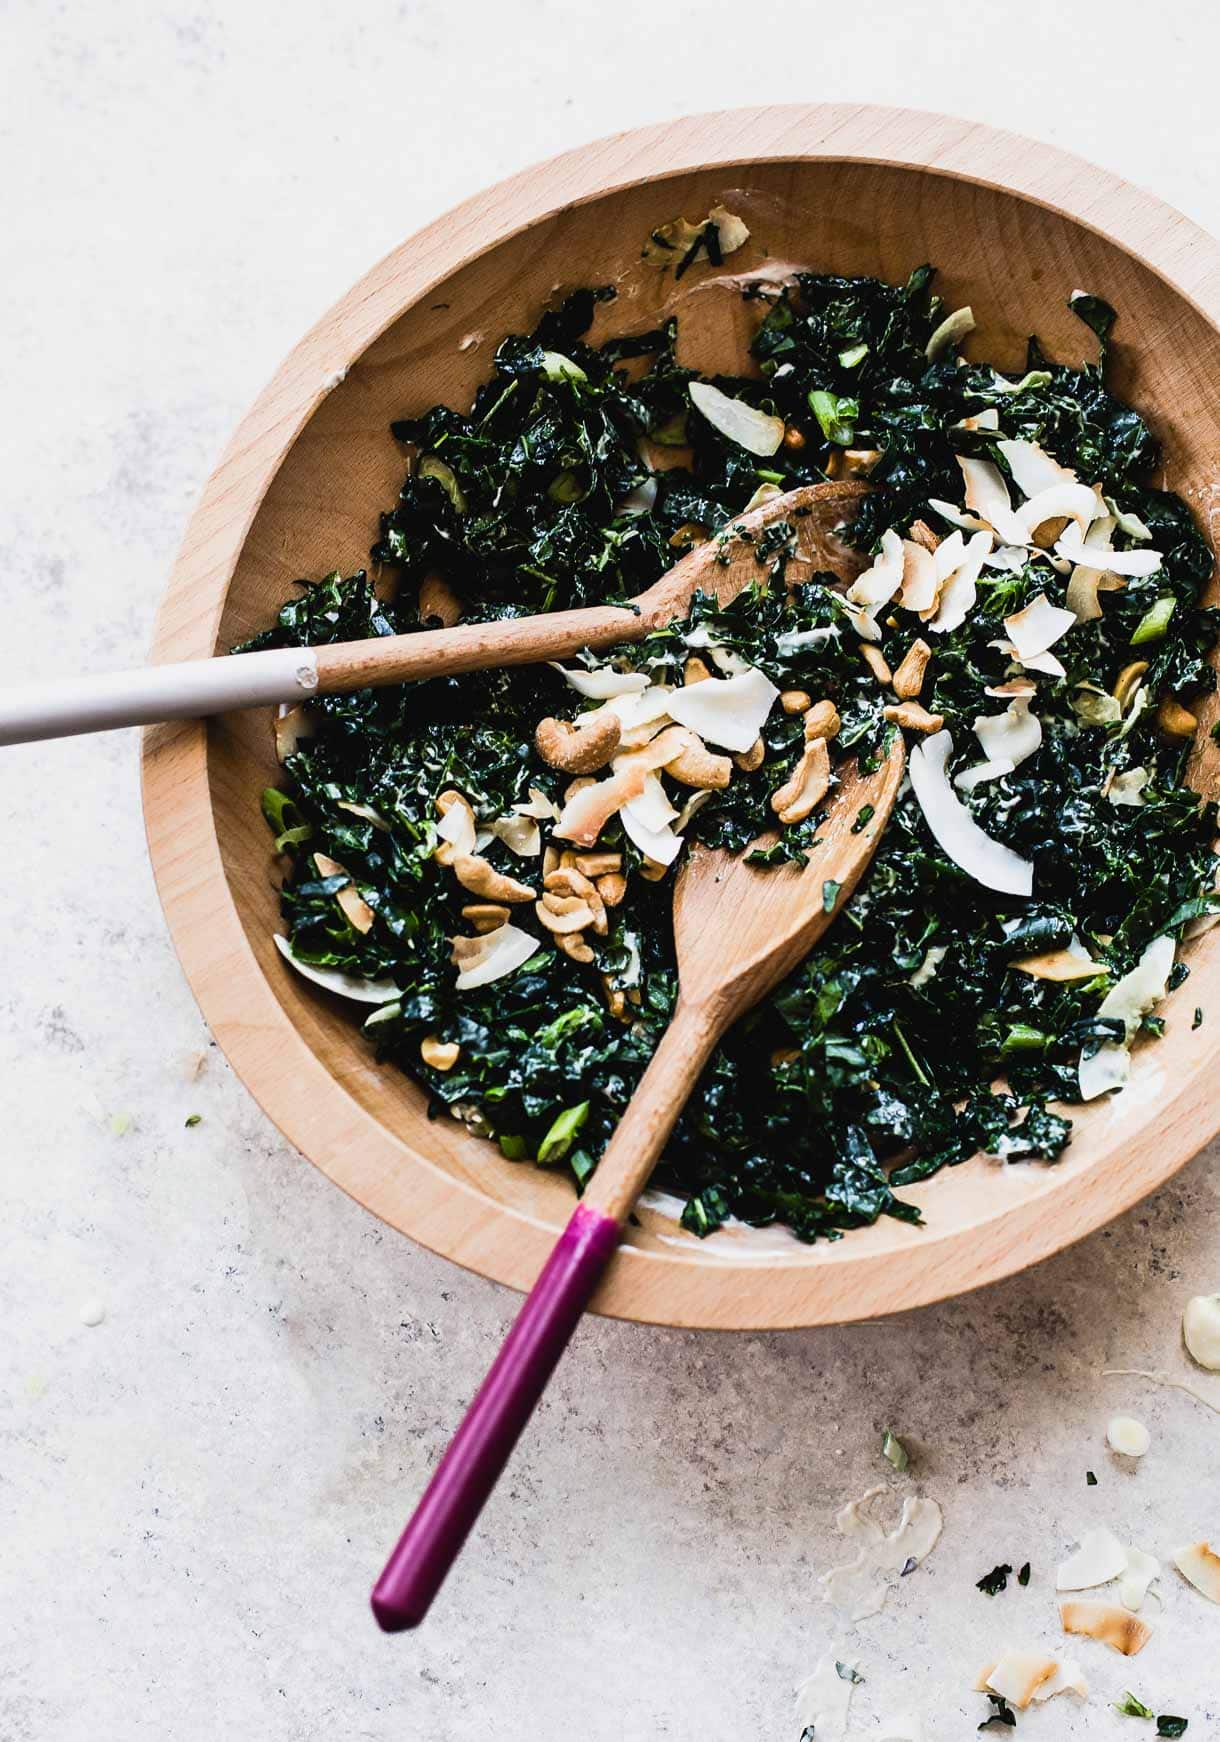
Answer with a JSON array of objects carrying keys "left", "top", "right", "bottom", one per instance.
[
  {"left": 881, "top": 1428, "right": 909, "bottom": 1472},
  {"left": 835, "top": 1662, "right": 864, "bottom": 1684},
  {"left": 184, "top": 1114, "right": 203, "bottom": 1128},
  {"left": 976, "top": 1562, "right": 1014, "bottom": 1596},
  {"left": 899, "top": 1555, "right": 918, "bottom": 1576},
  {"left": 822, "top": 879, "right": 843, "bottom": 914},
  {"left": 1115, "top": 1693, "right": 1155, "bottom": 1719},
  {"left": 852, "top": 804, "right": 875, "bottom": 834},
  {"left": 109, "top": 1112, "right": 132, "bottom": 1137},
  {"left": 1157, "top": 1718, "right": 1188, "bottom": 1737},
  {"left": 1086, "top": 1470, "right": 1099, "bottom": 1486},
  {"left": 1017, "top": 1561, "right": 1031, "bottom": 1586},
  {"left": 1193, "top": 1007, "right": 1203, "bottom": 1030},
  {"left": 979, "top": 1694, "right": 1017, "bottom": 1730}
]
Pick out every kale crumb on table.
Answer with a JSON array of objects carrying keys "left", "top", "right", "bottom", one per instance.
[{"left": 244, "top": 260, "right": 1220, "bottom": 1244}]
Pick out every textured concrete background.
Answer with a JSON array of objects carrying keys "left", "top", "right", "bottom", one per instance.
[{"left": 2, "top": 2, "right": 1219, "bottom": 1736}]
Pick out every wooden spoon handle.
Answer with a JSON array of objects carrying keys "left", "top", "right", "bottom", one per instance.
[
  {"left": 0, "top": 604, "right": 644, "bottom": 748},
  {"left": 369, "top": 1001, "right": 720, "bottom": 1630}
]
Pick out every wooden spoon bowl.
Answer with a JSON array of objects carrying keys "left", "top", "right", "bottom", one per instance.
[{"left": 143, "top": 106, "right": 1220, "bottom": 1328}]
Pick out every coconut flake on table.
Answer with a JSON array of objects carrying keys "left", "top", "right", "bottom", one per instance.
[
  {"left": 550, "top": 662, "right": 650, "bottom": 699},
  {"left": 846, "top": 527, "right": 905, "bottom": 611},
  {"left": 1055, "top": 524, "right": 1164, "bottom": 576},
  {"left": 909, "top": 731, "right": 1034, "bottom": 897},
  {"left": 1057, "top": 1527, "right": 1128, "bottom": 1591},
  {"left": 1003, "top": 593, "right": 1076, "bottom": 662},
  {"left": 1119, "top": 1547, "right": 1161, "bottom": 1612},
  {"left": 930, "top": 530, "right": 993, "bottom": 634},
  {"left": 1107, "top": 1414, "right": 1151, "bottom": 1457},
  {"left": 1174, "top": 1540, "right": 1220, "bottom": 1603},
  {"left": 1078, "top": 933, "right": 1176, "bottom": 1100},
  {"left": 976, "top": 1652, "right": 1088, "bottom": 1709},
  {"left": 272, "top": 934, "right": 401, "bottom": 1004},
  {"left": 794, "top": 1652, "right": 861, "bottom": 1742},
  {"left": 451, "top": 922, "right": 540, "bottom": 992},
  {"left": 688, "top": 380, "right": 784, "bottom": 456},
  {"left": 666, "top": 664, "right": 779, "bottom": 752}
]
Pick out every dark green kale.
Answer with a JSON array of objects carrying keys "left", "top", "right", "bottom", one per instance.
[
  {"left": 246, "top": 270, "right": 1219, "bottom": 1242},
  {"left": 979, "top": 1695, "right": 1017, "bottom": 1729},
  {"left": 1017, "top": 1561, "right": 1031, "bottom": 1586},
  {"left": 976, "top": 1563, "right": 1014, "bottom": 1596},
  {"left": 1157, "top": 1718, "right": 1188, "bottom": 1737}
]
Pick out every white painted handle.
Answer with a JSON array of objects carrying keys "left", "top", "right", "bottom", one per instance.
[{"left": 0, "top": 648, "right": 320, "bottom": 747}]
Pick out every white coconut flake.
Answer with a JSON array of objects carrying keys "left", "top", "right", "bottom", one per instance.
[
  {"left": 1055, "top": 524, "right": 1163, "bottom": 577},
  {"left": 1057, "top": 1526, "right": 1129, "bottom": 1591},
  {"left": 616, "top": 476, "right": 658, "bottom": 516},
  {"left": 930, "top": 530, "right": 993, "bottom": 634},
  {"left": 1004, "top": 594, "right": 1076, "bottom": 661},
  {"left": 436, "top": 800, "right": 477, "bottom": 857},
  {"left": 272, "top": 934, "right": 401, "bottom": 1004},
  {"left": 978, "top": 1652, "right": 1088, "bottom": 1709},
  {"left": 997, "top": 438, "right": 1077, "bottom": 498},
  {"left": 958, "top": 456, "right": 1026, "bottom": 545},
  {"left": 820, "top": 1485, "right": 943, "bottom": 1620},
  {"left": 909, "top": 943, "right": 948, "bottom": 987},
  {"left": 1078, "top": 934, "right": 1175, "bottom": 1101},
  {"left": 452, "top": 923, "right": 541, "bottom": 992},
  {"left": 666, "top": 665, "right": 779, "bottom": 753},
  {"left": 777, "top": 624, "right": 841, "bottom": 655},
  {"left": 487, "top": 813, "right": 541, "bottom": 857},
  {"left": 1012, "top": 481, "right": 1099, "bottom": 542},
  {"left": 974, "top": 696, "right": 1041, "bottom": 770},
  {"left": 794, "top": 1653, "right": 860, "bottom": 1742},
  {"left": 549, "top": 663, "right": 649, "bottom": 699},
  {"left": 900, "top": 538, "right": 940, "bottom": 613},
  {"left": 1183, "top": 1295, "right": 1220, "bottom": 1370},
  {"left": 928, "top": 497, "right": 990, "bottom": 535},
  {"left": 674, "top": 788, "right": 712, "bottom": 832},
  {"left": 925, "top": 305, "right": 975, "bottom": 360},
  {"left": 688, "top": 380, "right": 784, "bottom": 456},
  {"left": 1119, "top": 1547, "right": 1161, "bottom": 1612},
  {"left": 954, "top": 758, "right": 1015, "bottom": 791},
  {"left": 1108, "top": 768, "right": 1149, "bottom": 808},
  {"left": 847, "top": 527, "right": 905, "bottom": 610},
  {"left": 909, "top": 731, "right": 1034, "bottom": 897}
]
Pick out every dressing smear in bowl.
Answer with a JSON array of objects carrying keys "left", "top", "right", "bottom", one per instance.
[{"left": 246, "top": 236, "right": 1220, "bottom": 1244}]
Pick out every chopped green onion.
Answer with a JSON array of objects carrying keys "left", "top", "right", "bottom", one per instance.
[
  {"left": 838, "top": 342, "right": 869, "bottom": 369},
  {"left": 1131, "top": 597, "right": 1176, "bottom": 646},
  {"left": 537, "top": 1101, "right": 590, "bottom": 1165},
  {"left": 498, "top": 1133, "right": 529, "bottom": 1161},
  {"left": 184, "top": 1114, "right": 202, "bottom": 1128},
  {"left": 808, "top": 389, "right": 859, "bottom": 445},
  {"left": 1001, "top": 1022, "right": 1049, "bottom": 1056},
  {"left": 1115, "top": 1693, "right": 1154, "bottom": 1720},
  {"left": 417, "top": 452, "right": 467, "bottom": 513},
  {"left": 881, "top": 1428, "right": 909, "bottom": 1472}
]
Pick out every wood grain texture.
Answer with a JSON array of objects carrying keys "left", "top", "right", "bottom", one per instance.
[
  {"left": 584, "top": 740, "right": 905, "bottom": 1223},
  {"left": 142, "top": 104, "right": 1220, "bottom": 1329}
]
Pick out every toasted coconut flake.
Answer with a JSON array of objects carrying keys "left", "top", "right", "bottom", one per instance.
[
  {"left": 616, "top": 475, "right": 658, "bottom": 516},
  {"left": 909, "top": 731, "right": 1034, "bottom": 896},
  {"left": 1057, "top": 1527, "right": 1129, "bottom": 1591},
  {"left": 708, "top": 203, "right": 751, "bottom": 254},
  {"left": 1183, "top": 1295, "right": 1220, "bottom": 1370},
  {"left": 1060, "top": 1599, "right": 1151, "bottom": 1655},
  {"left": 666, "top": 664, "right": 779, "bottom": 753},
  {"left": 847, "top": 527, "right": 905, "bottom": 610},
  {"left": 1107, "top": 1415, "right": 1151, "bottom": 1457},
  {"left": 488, "top": 812, "right": 542, "bottom": 857},
  {"left": 958, "top": 456, "right": 1026, "bottom": 544},
  {"left": 985, "top": 679, "right": 1038, "bottom": 698},
  {"left": 1013, "top": 481, "right": 1099, "bottom": 542},
  {"left": 688, "top": 381, "right": 784, "bottom": 456},
  {"left": 515, "top": 787, "right": 561, "bottom": 821},
  {"left": 1174, "top": 1540, "right": 1220, "bottom": 1604},
  {"left": 549, "top": 663, "right": 649, "bottom": 699},
  {"left": 1078, "top": 934, "right": 1175, "bottom": 1101},
  {"left": 928, "top": 497, "right": 989, "bottom": 535},
  {"left": 674, "top": 788, "right": 713, "bottom": 832},
  {"left": 553, "top": 761, "right": 651, "bottom": 847},
  {"left": 313, "top": 853, "right": 375, "bottom": 934},
  {"left": 336, "top": 800, "right": 390, "bottom": 830},
  {"left": 997, "top": 438, "right": 1077, "bottom": 497},
  {"left": 436, "top": 796, "right": 477, "bottom": 857},
  {"left": 899, "top": 539, "right": 939, "bottom": 613},
  {"left": 925, "top": 304, "right": 975, "bottom": 360},
  {"left": 1119, "top": 1547, "right": 1160, "bottom": 1612},
  {"left": 1055, "top": 524, "right": 1164, "bottom": 576},
  {"left": 1011, "top": 948, "right": 1100, "bottom": 982},
  {"left": 1004, "top": 594, "right": 1076, "bottom": 661},
  {"left": 272, "top": 933, "right": 400, "bottom": 1004},
  {"left": 451, "top": 922, "right": 540, "bottom": 991},
  {"left": 974, "top": 696, "right": 1041, "bottom": 770},
  {"left": 930, "top": 530, "right": 993, "bottom": 634}
]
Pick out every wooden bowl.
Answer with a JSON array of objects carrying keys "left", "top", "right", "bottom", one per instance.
[{"left": 143, "top": 104, "right": 1220, "bottom": 1329}]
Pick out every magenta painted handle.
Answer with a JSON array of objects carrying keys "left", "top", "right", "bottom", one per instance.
[{"left": 370, "top": 1199, "right": 621, "bottom": 1631}]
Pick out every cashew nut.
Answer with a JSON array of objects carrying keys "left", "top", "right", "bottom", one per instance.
[
  {"left": 826, "top": 447, "right": 882, "bottom": 479},
  {"left": 639, "top": 857, "right": 669, "bottom": 881},
  {"left": 1113, "top": 660, "right": 1150, "bottom": 710},
  {"left": 860, "top": 644, "right": 893, "bottom": 686},
  {"left": 664, "top": 734, "right": 732, "bottom": 791},
  {"left": 543, "top": 845, "right": 561, "bottom": 877},
  {"left": 535, "top": 895, "right": 596, "bottom": 935},
  {"left": 780, "top": 689, "right": 812, "bottom": 714},
  {"left": 545, "top": 867, "right": 607, "bottom": 935},
  {"left": 535, "top": 712, "right": 622, "bottom": 774},
  {"left": 771, "top": 737, "right": 831, "bottom": 825},
  {"left": 420, "top": 1035, "right": 460, "bottom": 1071},
  {"left": 1158, "top": 696, "right": 1198, "bottom": 739},
  {"left": 803, "top": 701, "right": 841, "bottom": 742},
  {"left": 453, "top": 854, "right": 536, "bottom": 903},
  {"left": 556, "top": 931, "right": 595, "bottom": 964},
  {"left": 891, "top": 638, "right": 932, "bottom": 700},
  {"left": 602, "top": 976, "right": 630, "bottom": 1021},
  {"left": 668, "top": 521, "right": 708, "bottom": 549},
  {"left": 908, "top": 519, "right": 940, "bottom": 554},
  {"left": 683, "top": 655, "right": 714, "bottom": 685},
  {"left": 418, "top": 573, "right": 462, "bottom": 627},
  {"left": 572, "top": 851, "right": 621, "bottom": 877},
  {"left": 597, "top": 872, "right": 627, "bottom": 907},
  {"left": 883, "top": 701, "right": 944, "bottom": 733},
  {"left": 733, "top": 736, "right": 766, "bottom": 772},
  {"left": 461, "top": 902, "right": 510, "bottom": 934}
]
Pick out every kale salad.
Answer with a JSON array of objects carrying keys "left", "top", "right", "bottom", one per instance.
[{"left": 250, "top": 241, "right": 1220, "bottom": 1244}]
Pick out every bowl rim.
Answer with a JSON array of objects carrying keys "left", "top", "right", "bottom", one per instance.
[{"left": 142, "top": 102, "right": 1220, "bottom": 1329}]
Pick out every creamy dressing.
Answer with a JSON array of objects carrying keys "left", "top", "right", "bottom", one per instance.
[{"left": 820, "top": 1485, "right": 943, "bottom": 1619}]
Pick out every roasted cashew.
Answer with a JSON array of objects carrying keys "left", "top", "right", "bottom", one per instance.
[
  {"left": 556, "top": 931, "right": 595, "bottom": 964},
  {"left": 891, "top": 639, "right": 932, "bottom": 700},
  {"left": 420, "top": 1035, "right": 460, "bottom": 1071},
  {"left": 883, "top": 701, "right": 944, "bottom": 733},
  {"left": 780, "top": 689, "right": 812, "bottom": 715},
  {"left": 1157, "top": 696, "right": 1198, "bottom": 739},
  {"left": 683, "top": 655, "right": 713, "bottom": 685},
  {"left": 545, "top": 867, "right": 607, "bottom": 935},
  {"left": 803, "top": 701, "right": 841, "bottom": 742},
  {"left": 597, "top": 872, "right": 627, "bottom": 907},
  {"left": 535, "top": 895, "right": 596, "bottom": 935},
  {"left": 664, "top": 734, "right": 732, "bottom": 791},
  {"left": 860, "top": 644, "right": 893, "bottom": 686},
  {"left": 639, "top": 857, "right": 668, "bottom": 881},
  {"left": 572, "top": 851, "right": 621, "bottom": 877},
  {"left": 453, "top": 853, "right": 536, "bottom": 903},
  {"left": 732, "top": 736, "right": 766, "bottom": 772},
  {"left": 461, "top": 902, "right": 510, "bottom": 934},
  {"left": 1113, "top": 660, "right": 1149, "bottom": 710},
  {"left": 535, "top": 712, "right": 622, "bottom": 774},
  {"left": 770, "top": 737, "right": 831, "bottom": 825}
]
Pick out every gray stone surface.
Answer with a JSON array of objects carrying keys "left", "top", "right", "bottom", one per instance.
[{"left": 2, "top": 3, "right": 1218, "bottom": 1735}]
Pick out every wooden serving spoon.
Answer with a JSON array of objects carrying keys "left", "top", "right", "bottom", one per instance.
[
  {"left": 370, "top": 730, "right": 905, "bottom": 1631},
  {"left": 0, "top": 483, "right": 866, "bottom": 746}
]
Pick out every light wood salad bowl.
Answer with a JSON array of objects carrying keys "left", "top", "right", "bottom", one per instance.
[{"left": 143, "top": 104, "right": 1220, "bottom": 1329}]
